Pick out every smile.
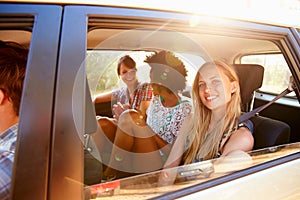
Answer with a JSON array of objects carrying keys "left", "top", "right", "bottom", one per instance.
[{"left": 206, "top": 95, "right": 217, "bottom": 101}]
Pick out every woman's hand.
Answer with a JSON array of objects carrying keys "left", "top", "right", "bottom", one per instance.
[{"left": 112, "top": 102, "right": 130, "bottom": 120}]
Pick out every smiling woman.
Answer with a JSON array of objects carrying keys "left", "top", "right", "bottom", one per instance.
[
  {"left": 161, "top": 61, "right": 254, "bottom": 172},
  {"left": 93, "top": 55, "right": 139, "bottom": 106}
]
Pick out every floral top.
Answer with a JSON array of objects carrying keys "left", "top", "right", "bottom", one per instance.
[{"left": 146, "top": 95, "right": 192, "bottom": 144}]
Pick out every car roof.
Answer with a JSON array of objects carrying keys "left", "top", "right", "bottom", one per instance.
[{"left": 2, "top": 0, "right": 300, "bottom": 28}]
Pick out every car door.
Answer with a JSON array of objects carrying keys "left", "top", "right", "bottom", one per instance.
[
  {"left": 52, "top": 4, "right": 300, "bottom": 200},
  {"left": 0, "top": 3, "right": 62, "bottom": 200}
]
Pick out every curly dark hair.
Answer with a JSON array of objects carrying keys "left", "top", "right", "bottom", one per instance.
[
  {"left": 145, "top": 50, "right": 187, "bottom": 92},
  {"left": 0, "top": 41, "right": 28, "bottom": 115}
]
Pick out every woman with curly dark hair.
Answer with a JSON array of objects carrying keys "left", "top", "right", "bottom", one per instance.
[{"left": 102, "top": 50, "right": 192, "bottom": 180}]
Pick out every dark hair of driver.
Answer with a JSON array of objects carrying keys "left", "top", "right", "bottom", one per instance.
[{"left": 0, "top": 40, "right": 28, "bottom": 115}]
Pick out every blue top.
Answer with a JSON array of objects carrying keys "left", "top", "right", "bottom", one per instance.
[{"left": 193, "top": 120, "right": 254, "bottom": 162}]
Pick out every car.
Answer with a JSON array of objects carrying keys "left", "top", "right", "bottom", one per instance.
[{"left": 1, "top": 1, "right": 300, "bottom": 199}]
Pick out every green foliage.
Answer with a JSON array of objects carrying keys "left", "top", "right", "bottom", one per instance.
[{"left": 86, "top": 51, "right": 122, "bottom": 96}]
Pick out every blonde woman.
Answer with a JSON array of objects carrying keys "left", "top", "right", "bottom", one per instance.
[{"left": 163, "top": 61, "right": 254, "bottom": 171}]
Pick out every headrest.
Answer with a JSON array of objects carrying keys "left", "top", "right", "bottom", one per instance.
[{"left": 231, "top": 64, "right": 264, "bottom": 108}]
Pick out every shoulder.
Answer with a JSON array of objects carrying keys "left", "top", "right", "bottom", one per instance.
[
  {"left": 231, "top": 127, "right": 254, "bottom": 150},
  {"left": 0, "top": 124, "right": 18, "bottom": 139},
  {"left": 222, "top": 126, "right": 254, "bottom": 156},
  {"left": 112, "top": 86, "right": 127, "bottom": 96},
  {"left": 238, "top": 120, "right": 254, "bottom": 134},
  {"left": 136, "top": 82, "right": 152, "bottom": 90},
  {"left": 179, "top": 96, "right": 193, "bottom": 111},
  {"left": 0, "top": 124, "right": 18, "bottom": 151},
  {"left": 112, "top": 88, "right": 121, "bottom": 95},
  {"left": 180, "top": 95, "right": 192, "bottom": 105}
]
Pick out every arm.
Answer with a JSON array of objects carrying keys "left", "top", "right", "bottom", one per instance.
[
  {"left": 93, "top": 91, "right": 116, "bottom": 104},
  {"left": 158, "top": 117, "right": 191, "bottom": 186},
  {"left": 163, "top": 134, "right": 185, "bottom": 169},
  {"left": 222, "top": 126, "right": 254, "bottom": 156},
  {"left": 157, "top": 133, "right": 184, "bottom": 187},
  {"left": 163, "top": 116, "right": 191, "bottom": 169},
  {"left": 214, "top": 127, "right": 254, "bottom": 173}
]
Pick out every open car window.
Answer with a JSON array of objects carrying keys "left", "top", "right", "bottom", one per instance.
[
  {"left": 84, "top": 16, "right": 300, "bottom": 200},
  {"left": 80, "top": 5, "right": 300, "bottom": 199}
]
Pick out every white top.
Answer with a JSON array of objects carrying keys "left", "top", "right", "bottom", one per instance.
[{"left": 146, "top": 95, "right": 192, "bottom": 144}]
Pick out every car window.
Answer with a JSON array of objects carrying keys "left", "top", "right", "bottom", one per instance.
[
  {"left": 83, "top": 9, "right": 300, "bottom": 198},
  {"left": 241, "top": 53, "right": 295, "bottom": 97}
]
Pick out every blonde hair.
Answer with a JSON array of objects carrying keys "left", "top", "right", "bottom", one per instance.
[{"left": 183, "top": 61, "right": 241, "bottom": 164}]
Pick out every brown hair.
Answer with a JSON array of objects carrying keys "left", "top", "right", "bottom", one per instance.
[
  {"left": 117, "top": 55, "right": 136, "bottom": 76},
  {"left": 0, "top": 41, "right": 28, "bottom": 115}
]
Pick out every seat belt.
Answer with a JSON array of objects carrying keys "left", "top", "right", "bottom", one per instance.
[
  {"left": 238, "top": 76, "right": 298, "bottom": 123},
  {"left": 238, "top": 88, "right": 292, "bottom": 123}
]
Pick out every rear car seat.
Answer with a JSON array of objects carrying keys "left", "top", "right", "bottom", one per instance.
[{"left": 232, "top": 64, "right": 290, "bottom": 149}]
